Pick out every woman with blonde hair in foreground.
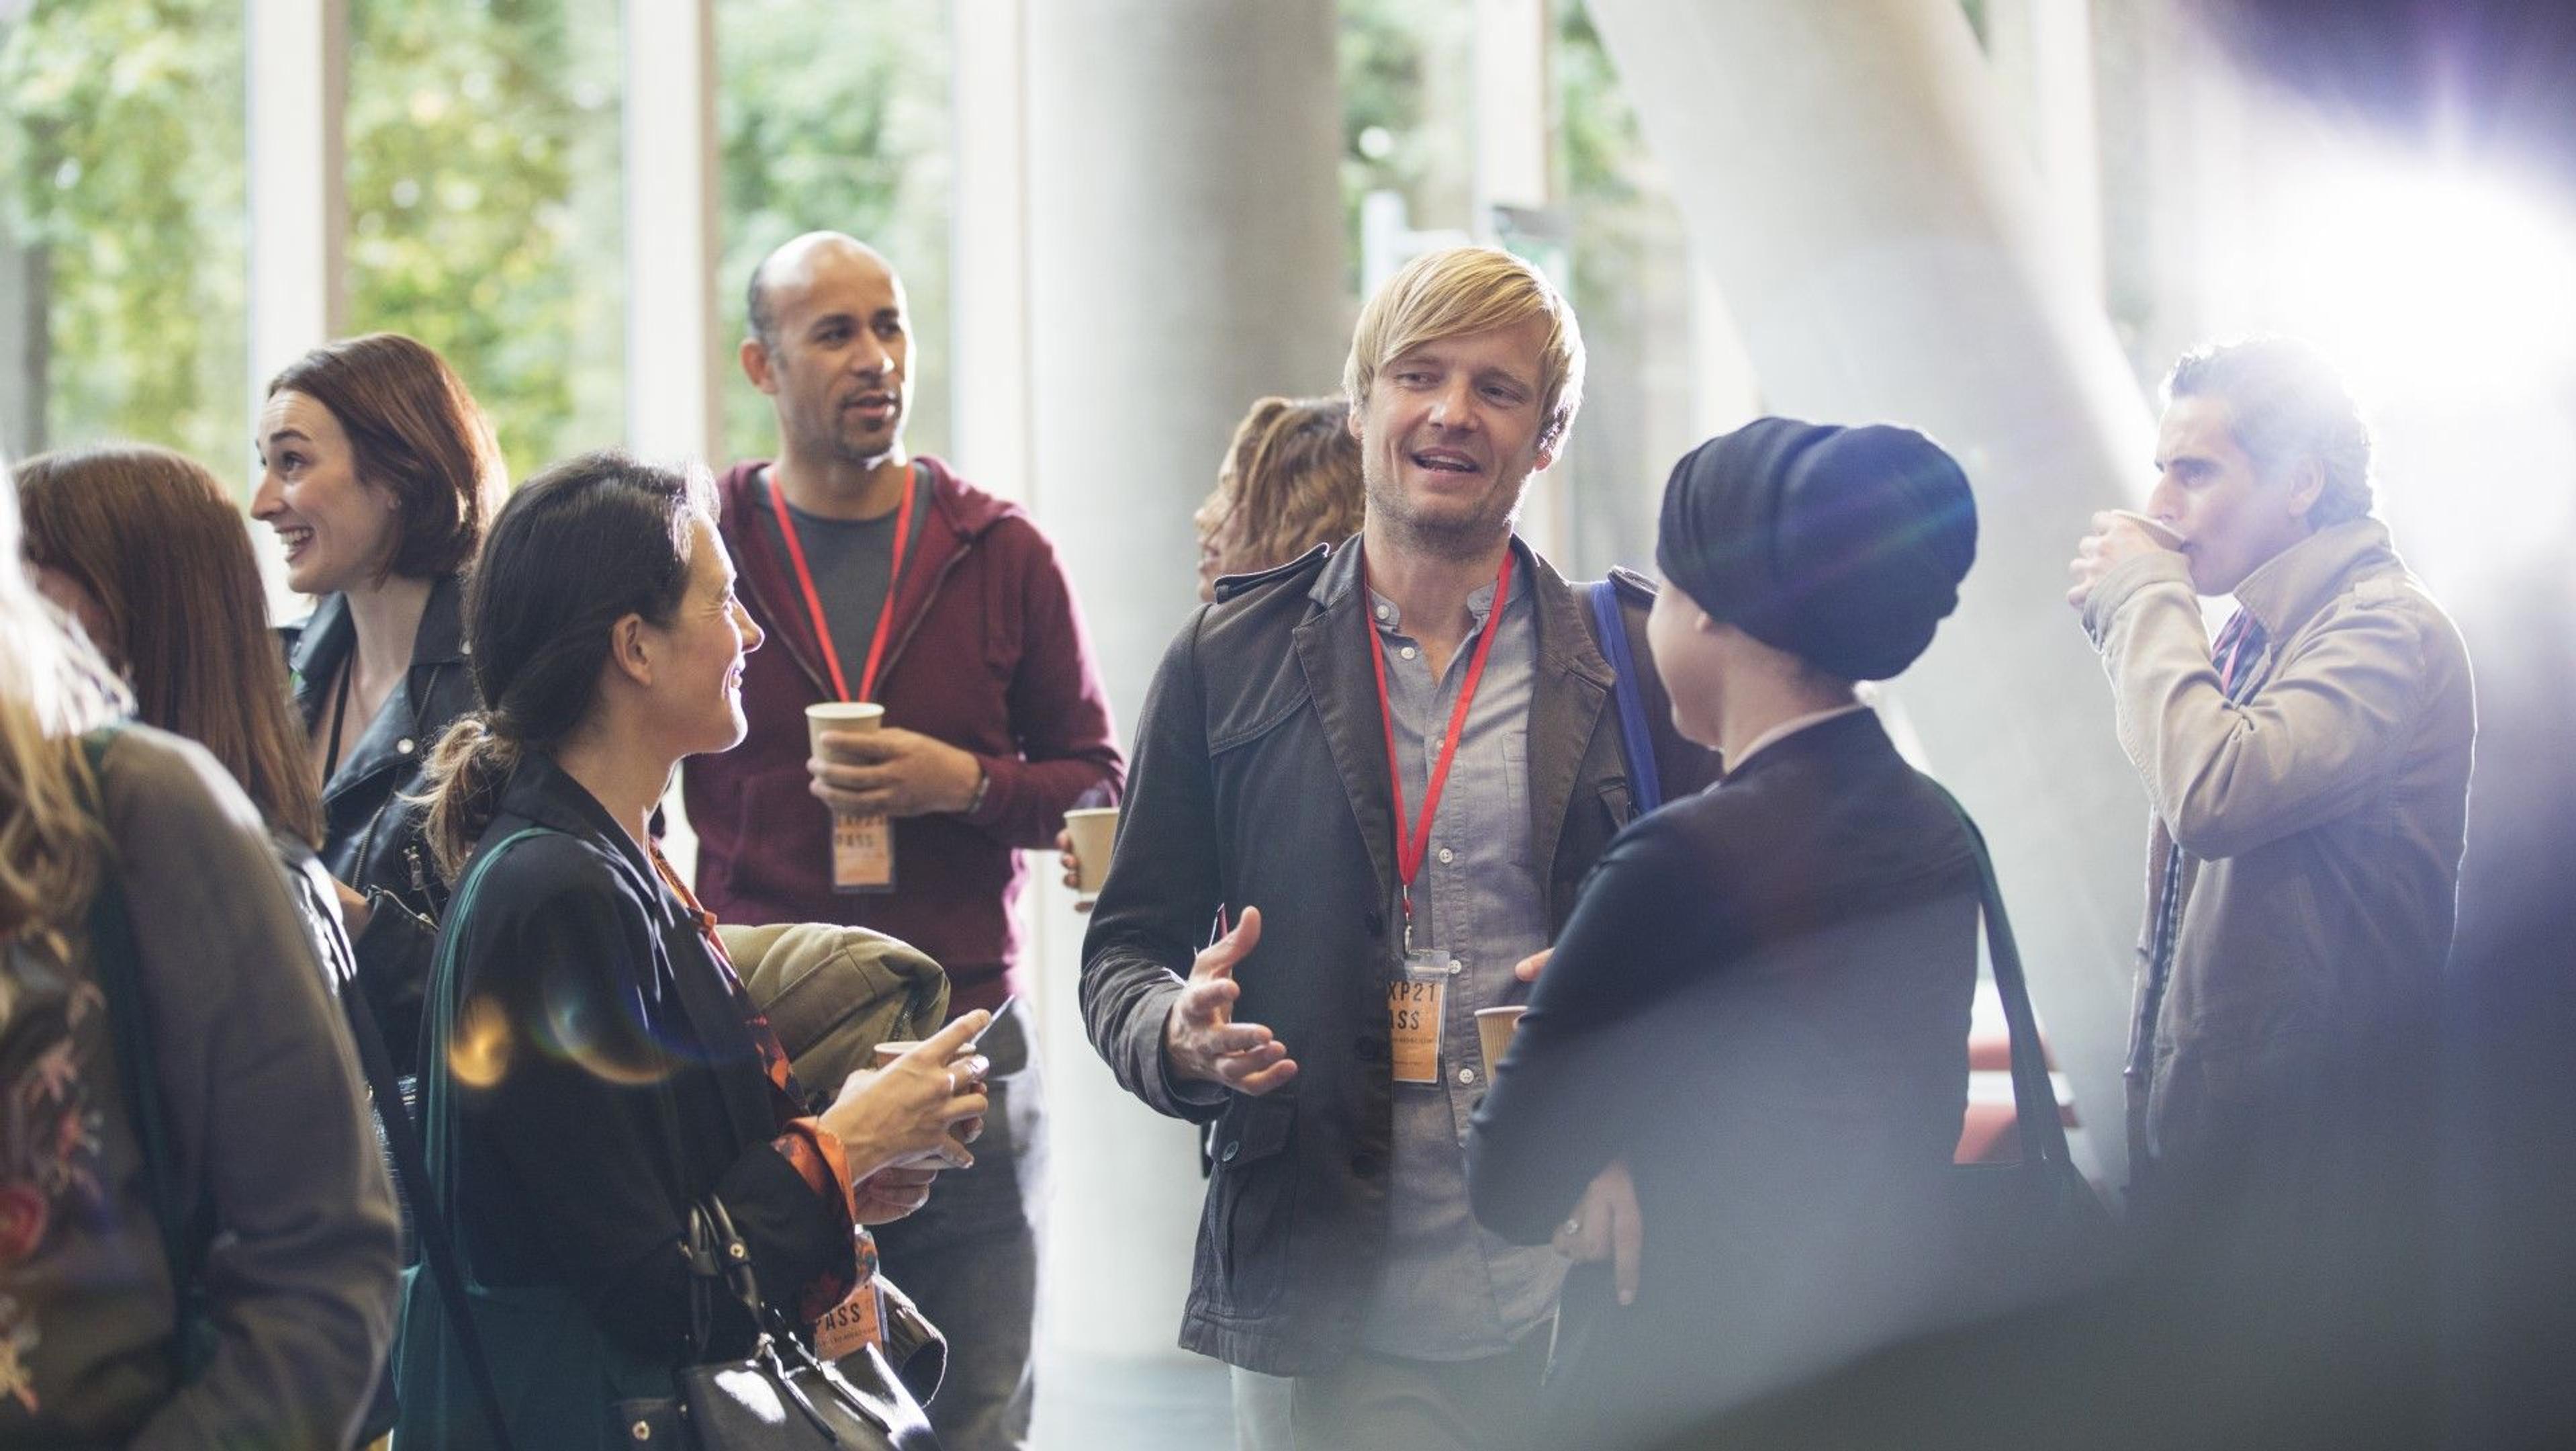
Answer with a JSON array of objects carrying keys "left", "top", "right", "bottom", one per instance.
[{"left": 0, "top": 452, "right": 398, "bottom": 1447}]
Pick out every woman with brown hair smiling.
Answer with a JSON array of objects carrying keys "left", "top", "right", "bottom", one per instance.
[{"left": 256, "top": 332, "right": 506, "bottom": 1078}]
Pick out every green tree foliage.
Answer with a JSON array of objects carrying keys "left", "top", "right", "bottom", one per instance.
[
  {"left": 1, "top": 0, "right": 246, "bottom": 476},
  {"left": 345, "top": 0, "right": 625, "bottom": 481},
  {"left": 717, "top": 0, "right": 950, "bottom": 466}
]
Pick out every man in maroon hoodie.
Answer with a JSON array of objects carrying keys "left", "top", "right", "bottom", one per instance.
[{"left": 684, "top": 231, "right": 1123, "bottom": 1450}]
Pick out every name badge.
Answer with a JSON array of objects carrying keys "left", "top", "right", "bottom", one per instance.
[
  {"left": 832, "top": 811, "right": 896, "bottom": 894},
  {"left": 1389, "top": 948, "right": 1455, "bottom": 1085},
  {"left": 814, "top": 1229, "right": 885, "bottom": 1361}
]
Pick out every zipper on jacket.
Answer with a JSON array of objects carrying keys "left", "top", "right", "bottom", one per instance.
[{"left": 875, "top": 537, "right": 982, "bottom": 690}]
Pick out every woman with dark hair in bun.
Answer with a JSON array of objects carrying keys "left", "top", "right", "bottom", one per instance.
[
  {"left": 257, "top": 332, "right": 506, "bottom": 1078},
  {"left": 398, "top": 451, "right": 986, "bottom": 1447},
  {"left": 1466, "top": 419, "right": 1988, "bottom": 1446}
]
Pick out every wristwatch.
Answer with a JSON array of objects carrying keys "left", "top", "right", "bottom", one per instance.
[{"left": 963, "top": 760, "right": 991, "bottom": 816}]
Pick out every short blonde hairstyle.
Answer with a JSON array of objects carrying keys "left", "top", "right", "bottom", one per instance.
[{"left": 1343, "top": 246, "right": 1586, "bottom": 451}]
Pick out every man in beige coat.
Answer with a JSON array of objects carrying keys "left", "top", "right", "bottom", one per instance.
[{"left": 2066, "top": 337, "right": 2474, "bottom": 1213}]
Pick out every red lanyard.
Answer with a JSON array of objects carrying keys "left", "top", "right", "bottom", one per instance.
[
  {"left": 767, "top": 468, "right": 915, "bottom": 703},
  {"left": 1365, "top": 547, "right": 1515, "bottom": 936}
]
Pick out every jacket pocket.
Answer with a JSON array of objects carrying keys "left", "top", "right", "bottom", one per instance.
[{"left": 1201, "top": 1094, "right": 1297, "bottom": 1319}]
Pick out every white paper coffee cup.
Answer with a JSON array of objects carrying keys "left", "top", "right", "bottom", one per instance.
[
  {"left": 806, "top": 702, "right": 893, "bottom": 893},
  {"left": 1064, "top": 806, "right": 1120, "bottom": 897}
]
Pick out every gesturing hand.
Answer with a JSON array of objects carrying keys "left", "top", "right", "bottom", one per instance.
[
  {"left": 1553, "top": 1158, "right": 1644, "bottom": 1306},
  {"left": 810, "top": 726, "right": 984, "bottom": 818},
  {"left": 1162, "top": 907, "right": 1297, "bottom": 1096}
]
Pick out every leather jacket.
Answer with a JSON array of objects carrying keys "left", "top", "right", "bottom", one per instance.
[{"left": 283, "top": 572, "right": 480, "bottom": 1078}]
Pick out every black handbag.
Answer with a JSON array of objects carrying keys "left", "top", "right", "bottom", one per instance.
[
  {"left": 614, "top": 1195, "right": 939, "bottom": 1450},
  {"left": 1931, "top": 784, "right": 2123, "bottom": 1317}
]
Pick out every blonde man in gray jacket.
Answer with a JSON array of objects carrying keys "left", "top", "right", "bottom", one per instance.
[{"left": 2066, "top": 337, "right": 2474, "bottom": 1215}]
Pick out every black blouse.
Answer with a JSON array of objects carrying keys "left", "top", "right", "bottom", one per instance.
[{"left": 430, "top": 753, "right": 852, "bottom": 1364}]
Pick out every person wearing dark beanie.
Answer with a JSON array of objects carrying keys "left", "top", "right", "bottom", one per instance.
[{"left": 1469, "top": 418, "right": 1988, "bottom": 1446}]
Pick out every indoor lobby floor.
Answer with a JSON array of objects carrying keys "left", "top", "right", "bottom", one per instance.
[{"left": 1032, "top": 1346, "right": 1236, "bottom": 1450}]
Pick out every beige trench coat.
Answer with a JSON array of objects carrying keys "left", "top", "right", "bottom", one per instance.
[{"left": 2083, "top": 517, "right": 2473, "bottom": 1178}]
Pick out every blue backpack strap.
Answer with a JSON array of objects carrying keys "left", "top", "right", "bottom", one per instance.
[{"left": 1583, "top": 579, "right": 1664, "bottom": 814}]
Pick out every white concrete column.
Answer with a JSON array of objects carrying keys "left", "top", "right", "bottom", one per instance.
[
  {"left": 1982, "top": 0, "right": 2106, "bottom": 304},
  {"left": 1019, "top": 0, "right": 1347, "bottom": 1363},
  {"left": 246, "top": 0, "right": 347, "bottom": 422},
  {"left": 949, "top": 0, "right": 1033, "bottom": 504},
  {"left": 1585, "top": 0, "right": 2158, "bottom": 1190},
  {"left": 622, "top": 0, "right": 721, "bottom": 466}
]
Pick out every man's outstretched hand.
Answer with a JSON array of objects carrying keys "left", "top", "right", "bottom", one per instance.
[{"left": 1162, "top": 906, "right": 1298, "bottom": 1096}]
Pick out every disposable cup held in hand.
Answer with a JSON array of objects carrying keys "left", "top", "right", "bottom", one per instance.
[
  {"left": 1475, "top": 1006, "right": 1527, "bottom": 1082},
  {"left": 1063, "top": 807, "right": 1120, "bottom": 897},
  {"left": 807, "top": 701, "right": 894, "bottom": 893},
  {"left": 2107, "top": 509, "right": 2186, "bottom": 549}
]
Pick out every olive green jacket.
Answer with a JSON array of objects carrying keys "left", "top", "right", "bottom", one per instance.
[{"left": 719, "top": 920, "right": 952, "bottom": 1398}]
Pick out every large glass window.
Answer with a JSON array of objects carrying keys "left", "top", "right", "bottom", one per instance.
[
  {"left": 344, "top": 0, "right": 625, "bottom": 480},
  {"left": 1, "top": 0, "right": 248, "bottom": 478},
  {"left": 717, "top": 0, "right": 952, "bottom": 468}
]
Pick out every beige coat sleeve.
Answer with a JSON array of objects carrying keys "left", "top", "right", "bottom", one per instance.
[{"left": 2083, "top": 553, "right": 2432, "bottom": 861}]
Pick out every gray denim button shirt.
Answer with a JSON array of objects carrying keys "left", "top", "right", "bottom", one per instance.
[{"left": 1344, "top": 572, "right": 1565, "bottom": 1358}]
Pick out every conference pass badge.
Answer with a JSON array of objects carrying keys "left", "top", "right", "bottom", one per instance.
[
  {"left": 1389, "top": 948, "right": 1455, "bottom": 1086},
  {"left": 833, "top": 811, "right": 896, "bottom": 894},
  {"left": 815, "top": 1229, "right": 886, "bottom": 1361}
]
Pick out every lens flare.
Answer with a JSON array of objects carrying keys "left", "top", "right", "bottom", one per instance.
[
  {"left": 447, "top": 993, "right": 514, "bottom": 1090},
  {"left": 2263, "top": 155, "right": 2576, "bottom": 403}
]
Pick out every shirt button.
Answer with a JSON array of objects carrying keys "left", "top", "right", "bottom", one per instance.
[
  {"left": 1375, "top": 604, "right": 1392, "bottom": 621},
  {"left": 396, "top": 738, "right": 416, "bottom": 755},
  {"left": 1456, "top": 1066, "right": 1477, "bottom": 1086},
  {"left": 1399, "top": 646, "right": 1418, "bottom": 660},
  {"left": 1436, "top": 846, "right": 1455, "bottom": 865}
]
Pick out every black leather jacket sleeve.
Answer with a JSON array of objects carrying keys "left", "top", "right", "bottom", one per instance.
[{"left": 1079, "top": 609, "right": 1232, "bottom": 1126}]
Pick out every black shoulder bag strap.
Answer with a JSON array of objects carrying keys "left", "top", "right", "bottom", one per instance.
[
  {"left": 1927, "top": 781, "right": 2078, "bottom": 1171},
  {"left": 390, "top": 828, "right": 555, "bottom": 1451}
]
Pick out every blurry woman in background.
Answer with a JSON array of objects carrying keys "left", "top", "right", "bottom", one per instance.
[
  {"left": 1060, "top": 395, "right": 1365, "bottom": 902},
  {"left": 0, "top": 452, "right": 398, "bottom": 1446},
  {"left": 1191, "top": 394, "right": 1364, "bottom": 599},
  {"left": 398, "top": 451, "right": 984, "bottom": 1446},
  {"left": 257, "top": 332, "right": 506, "bottom": 1075},
  {"left": 17, "top": 443, "right": 325, "bottom": 854}
]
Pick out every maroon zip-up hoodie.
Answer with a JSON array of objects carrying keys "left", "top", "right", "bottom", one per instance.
[{"left": 682, "top": 457, "right": 1124, "bottom": 1014}]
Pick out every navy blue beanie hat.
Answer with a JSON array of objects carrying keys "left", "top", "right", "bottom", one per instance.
[{"left": 1654, "top": 417, "right": 1978, "bottom": 682}]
